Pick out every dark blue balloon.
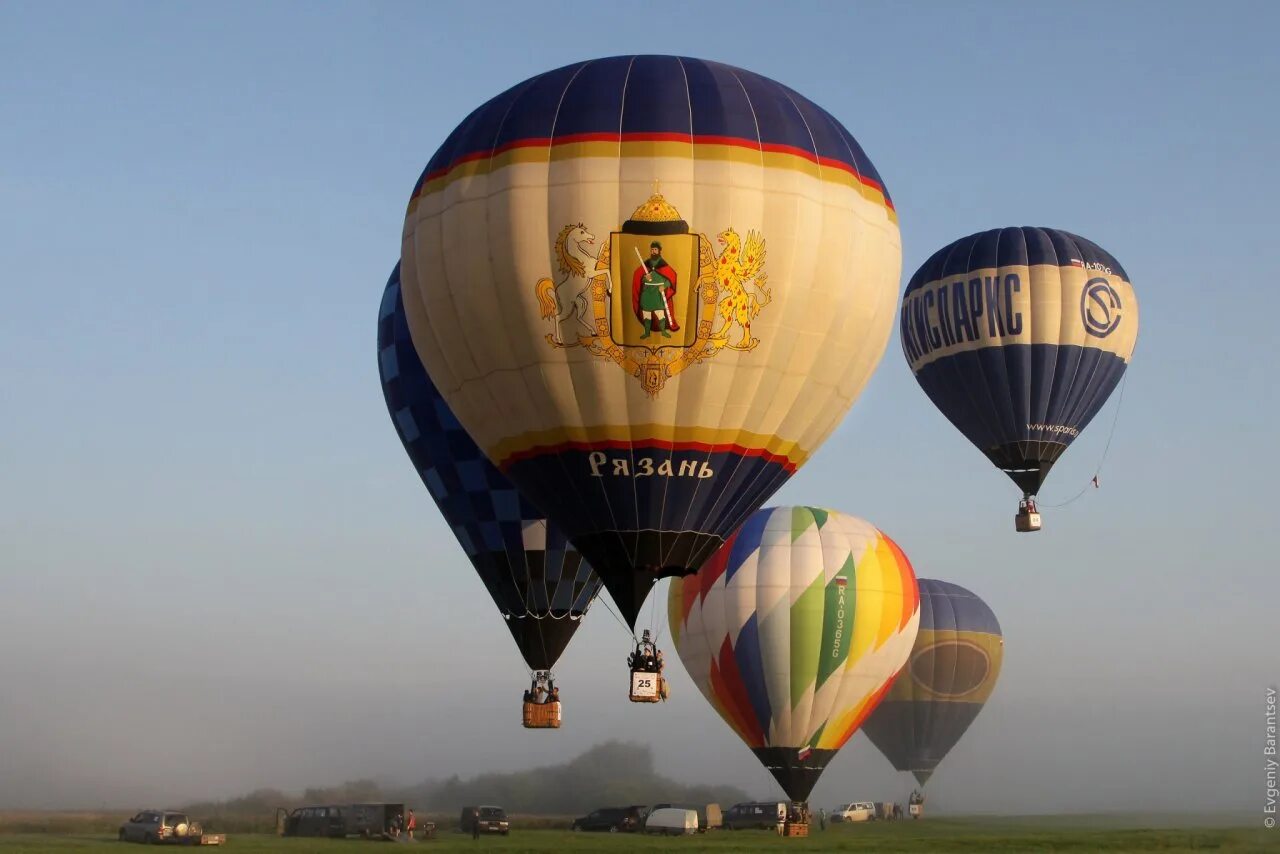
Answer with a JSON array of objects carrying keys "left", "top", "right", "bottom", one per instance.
[
  {"left": 377, "top": 264, "right": 601, "bottom": 671},
  {"left": 900, "top": 227, "right": 1138, "bottom": 496}
]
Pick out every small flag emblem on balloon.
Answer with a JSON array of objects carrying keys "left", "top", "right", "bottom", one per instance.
[{"left": 798, "top": 746, "right": 813, "bottom": 761}]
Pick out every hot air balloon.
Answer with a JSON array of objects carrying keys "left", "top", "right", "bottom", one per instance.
[
  {"left": 860, "top": 580, "right": 1003, "bottom": 787},
  {"left": 378, "top": 263, "right": 602, "bottom": 726},
  {"left": 899, "top": 227, "right": 1138, "bottom": 531},
  {"left": 399, "top": 56, "right": 902, "bottom": 636},
  {"left": 668, "top": 507, "right": 919, "bottom": 809}
]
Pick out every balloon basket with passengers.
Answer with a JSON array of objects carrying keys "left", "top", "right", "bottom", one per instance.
[
  {"left": 375, "top": 53, "right": 1137, "bottom": 821},
  {"left": 521, "top": 672, "right": 562, "bottom": 729}
]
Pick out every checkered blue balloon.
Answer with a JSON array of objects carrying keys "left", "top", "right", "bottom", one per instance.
[{"left": 378, "top": 263, "right": 602, "bottom": 670}]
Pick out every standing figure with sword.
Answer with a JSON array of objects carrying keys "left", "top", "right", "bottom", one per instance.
[{"left": 631, "top": 242, "right": 680, "bottom": 340}]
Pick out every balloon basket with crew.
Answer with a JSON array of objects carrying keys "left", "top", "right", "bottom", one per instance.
[
  {"left": 521, "top": 672, "right": 562, "bottom": 729},
  {"left": 628, "top": 629, "right": 669, "bottom": 703},
  {"left": 1014, "top": 495, "right": 1042, "bottom": 532},
  {"left": 782, "top": 803, "right": 810, "bottom": 837}
]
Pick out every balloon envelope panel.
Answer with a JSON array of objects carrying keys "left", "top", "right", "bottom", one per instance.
[
  {"left": 401, "top": 56, "right": 902, "bottom": 625},
  {"left": 900, "top": 227, "right": 1138, "bottom": 494},
  {"left": 860, "top": 579, "right": 1004, "bottom": 784},
  {"left": 378, "top": 264, "right": 601, "bottom": 671},
  {"left": 669, "top": 507, "right": 919, "bottom": 801}
]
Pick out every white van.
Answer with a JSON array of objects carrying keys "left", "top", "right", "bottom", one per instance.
[
  {"left": 832, "top": 801, "right": 875, "bottom": 822},
  {"left": 644, "top": 807, "right": 698, "bottom": 835}
]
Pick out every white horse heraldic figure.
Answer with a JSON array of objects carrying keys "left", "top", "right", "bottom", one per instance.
[{"left": 535, "top": 223, "right": 609, "bottom": 346}]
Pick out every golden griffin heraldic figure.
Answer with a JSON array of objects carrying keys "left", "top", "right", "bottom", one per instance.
[{"left": 534, "top": 191, "right": 770, "bottom": 397}]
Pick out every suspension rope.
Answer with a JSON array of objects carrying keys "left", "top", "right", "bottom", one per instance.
[{"left": 1039, "top": 372, "right": 1129, "bottom": 510}]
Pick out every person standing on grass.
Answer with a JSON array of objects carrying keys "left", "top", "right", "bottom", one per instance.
[{"left": 406, "top": 809, "right": 416, "bottom": 840}]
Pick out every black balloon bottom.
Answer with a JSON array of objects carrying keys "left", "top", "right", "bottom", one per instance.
[
  {"left": 983, "top": 443, "right": 1064, "bottom": 495},
  {"left": 503, "top": 612, "right": 583, "bottom": 672},
  {"left": 750, "top": 747, "right": 836, "bottom": 802},
  {"left": 573, "top": 529, "right": 728, "bottom": 628}
]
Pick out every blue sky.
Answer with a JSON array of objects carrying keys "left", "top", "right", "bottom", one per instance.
[{"left": 1, "top": 1, "right": 1275, "bottom": 812}]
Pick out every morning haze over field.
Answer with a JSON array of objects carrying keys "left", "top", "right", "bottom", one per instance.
[{"left": 0, "top": 0, "right": 1274, "bottom": 827}]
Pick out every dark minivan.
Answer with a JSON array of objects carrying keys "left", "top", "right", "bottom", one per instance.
[
  {"left": 460, "top": 805, "right": 509, "bottom": 835},
  {"left": 722, "top": 801, "right": 786, "bottom": 830},
  {"left": 570, "top": 806, "right": 646, "bottom": 832},
  {"left": 279, "top": 803, "right": 407, "bottom": 838}
]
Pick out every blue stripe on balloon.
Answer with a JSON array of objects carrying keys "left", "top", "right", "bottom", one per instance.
[{"left": 733, "top": 613, "right": 773, "bottom": 738}]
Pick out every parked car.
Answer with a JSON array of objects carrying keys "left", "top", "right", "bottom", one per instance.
[
  {"left": 832, "top": 801, "right": 875, "bottom": 823},
  {"left": 643, "top": 807, "right": 698, "bottom": 835},
  {"left": 722, "top": 801, "right": 787, "bottom": 830},
  {"left": 459, "top": 805, "right": 509, "bottom": 835},
  {"left": 279, "top": 805, "right": 345, "bottom": 838},
  {"left": 649, "top": 802, "right": 721, "bottom": 831},
  {"left": 570, "top": 806, "right": 645, "bottom": 832},
  {"left": 118, "top": 810, "right": 224, "bottom": 845}
]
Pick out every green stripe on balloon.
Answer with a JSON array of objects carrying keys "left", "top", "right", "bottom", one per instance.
[
  {"left": 817, "top": 553, "right": 856, "bottom": 689},
  {"left": 790, "top": 571, "right": 824, "bottom": 707}
]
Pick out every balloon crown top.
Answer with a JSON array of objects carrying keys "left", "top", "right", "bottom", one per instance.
[{"left": 629, "top": 190, "right": 682, "bottom": 223}]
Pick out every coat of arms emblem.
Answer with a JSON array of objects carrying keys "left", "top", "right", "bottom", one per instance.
[{"left": 534, "top": 190, "right": 771, "bottom": 397}]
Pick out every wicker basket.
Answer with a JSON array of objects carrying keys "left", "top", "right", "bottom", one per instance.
[{"left": 522, "top": 701, "right": 562, "bottom": 728}]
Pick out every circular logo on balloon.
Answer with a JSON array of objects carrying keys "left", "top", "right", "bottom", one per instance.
[
  {"left": 909, "top": 640, "right": 991, "bottom": 699},
  {"left": 1081, "top": 277, "right": 1123, "bottom": 338}
]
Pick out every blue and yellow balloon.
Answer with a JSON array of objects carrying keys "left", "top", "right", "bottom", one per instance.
[{"left": 900, "top": 227, "right": 1138, "bottom": 528}]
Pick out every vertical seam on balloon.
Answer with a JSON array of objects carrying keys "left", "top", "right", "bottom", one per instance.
[
  {"left": 986, "top": 230, "right": 1027, "bottom": 467},
  {"left": 542, "top": 60, "right": 637, "bottom": 623},
  {"left": 1045, "top": 228, "right": 1083, "bottom": 469},
  {"left": 616, "top": 56, "right": 647, "bottom": 579},
  {"left": 1053, "top": 231, "right": 1108, "bottom": 474},
  {"left": 771, "top": 95, "right": 842, "bottom": 468},
  {"left": 964, "top": 231, "right": 1011, "bottom": 452},
  {"left": 661, "top": 53, "right": 699, "bottom": 571},
  {"left": 1058, "top": 234, "right": 1124, "bottom": 448},
  {"left": 655, "top": 61, "right": 732, "bottom": 571},
  {"left": 685, "top": 66, "right": 775, "bottom": 572},
  {"left": 645, "top": 45, "right": 693, "bottom": 585},
  {"left": 932, "top": 237, "right": 1005, "bottom": 475},
  {"left": 1007, "top": 229, "right": 1034, "bottom": 458},
  {"left": 478, "top": 79, "right": 548, "bottom": 628},
  {"left": 648, "top": 55, "right": 693, "bottom": 572}
]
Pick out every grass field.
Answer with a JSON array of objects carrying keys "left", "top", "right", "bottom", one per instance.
[{"left": 0, "top": 819, "right": 1272, "bottom": 854}]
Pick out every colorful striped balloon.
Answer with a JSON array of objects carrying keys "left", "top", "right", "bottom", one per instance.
[
  {"left": 400, "top": 56, "right": 902, "bottom": 627},
  {"left": 668, "top": 507, "right": 919, "bottom": 801},
  {"left": 860, "top": 579, "right": 1003, "bottom": 785}
]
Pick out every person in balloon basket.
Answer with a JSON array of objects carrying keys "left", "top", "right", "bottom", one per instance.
[{"left": 632, "top": 242, "right": 680, "bottom": 339}]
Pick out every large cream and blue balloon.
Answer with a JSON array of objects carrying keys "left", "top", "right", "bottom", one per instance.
[
  {"left": 400, "top": 56, "right": 902, "bottom": 626},
  {"left": 900, "top": 227, "right": 1138, "bottom": 501},
  {"left": 668, "top": 507, "right": 919, "bottom": 801}
]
